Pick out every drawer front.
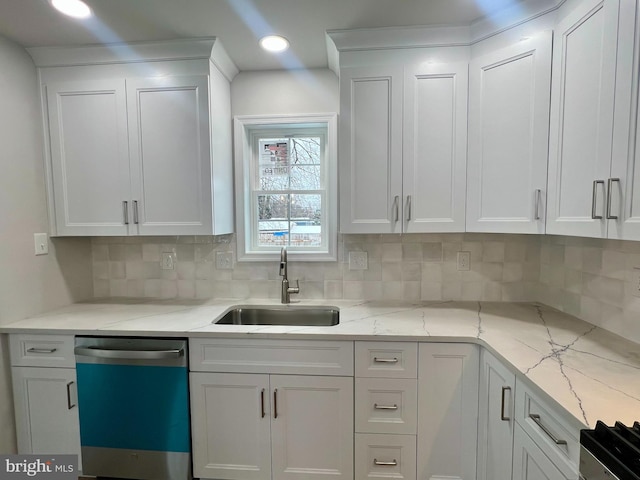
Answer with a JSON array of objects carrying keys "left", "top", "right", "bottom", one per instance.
[
  {"left": 356, "top": 378, "right": 417, "bottom": 434},
  {"left": 515, "top": 378, "right": 580, "bottom": 479},
  {"left": 9, "top": 334, "right": 75, "bottom": 367},
  {"left": 355, "top": 342, "right": 418, "bottom": 378},
  {"left": 189, "top": 338, "right": 353, "bottom": 375},
  {"left": 355, "top": 433, "right": 416, "bottom": 480}
]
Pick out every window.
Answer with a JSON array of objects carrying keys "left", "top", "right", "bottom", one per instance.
[{"left": 234, "top": 114, "right": 337, "bottom": 261}]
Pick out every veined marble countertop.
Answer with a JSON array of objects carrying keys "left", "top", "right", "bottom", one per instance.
[{"left": 2, "top": 298, "right": 639, "bottom": 429}]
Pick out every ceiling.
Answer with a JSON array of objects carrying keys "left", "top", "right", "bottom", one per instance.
[{"left": 0, "top": 0, "right": 526, "bottom": 71}]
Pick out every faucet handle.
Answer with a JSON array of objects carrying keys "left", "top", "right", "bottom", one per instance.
[{"left": 288, "top": 279, "right": 300, "bottom": 294}]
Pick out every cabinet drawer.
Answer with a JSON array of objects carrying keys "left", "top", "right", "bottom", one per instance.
[
  {"left": 355, "top": 433, "right": 416, "bottom": 480},
  {"left": 9, "top": 335, "right": 75, "bottom": 368},
  {"left": 356, "top": 378, "right": 417, "bottom": 434},
  {"left": 514, "top": 378, "right": 580, "bottom": 479},
  {"left": 189, "top": 338, "right": 353, "bottom": 375},
  {"left": 355, "top": 342, "right": 417, "bottom": 378}
]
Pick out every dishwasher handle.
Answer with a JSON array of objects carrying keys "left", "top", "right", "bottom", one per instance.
[{"left": 74, "top": 346, "right": 184, "bottom": 360}]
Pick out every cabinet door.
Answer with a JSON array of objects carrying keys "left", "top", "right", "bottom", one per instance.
[
  {"left": 546, "top": 0, "right": 620, "bottom": 237},
  {"left": 403, "top": 62, "right": 467, "bottom": 233},
  {"left": 512, "top": 424, "right": 570, "bottom": 480},
  {"left": 46, "top": 79, "right": 131, "bottom": 236},
  {"left": 467, "top": 32, "right": 552, "bottom": 234},
  {"left": 339, "top": 66, "right": 403, "bottom": 233},
  {"left": 127, "top": 75, "right": 213, "bottom": 235},
  {"left": 477, "top": 350, "right": 516, "bottom": 480},
  {"left": 11, "top": 367, "right": 80, "bottom": 457},
  {"left": 609, "top": 0, "right": 640, "bottom": 239},
  {"left": 270, "top": 375, "right": 353, "bottom": 480},
  {"left": 190, "top": 372, "right": 271, "bottom": 480},
  {"left": 417, "top": 343, "right": 479, "bottom": 480}
]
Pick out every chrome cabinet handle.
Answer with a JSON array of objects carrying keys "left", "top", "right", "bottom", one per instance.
[
  {"left": 406, "top": 195, "right": 412, "bottom": 221},
  {"left": 123, "top": 201, "right": 129, "bottom": 225},
  {"left": 260, "top": 389, "right": 265, "bottom": 418},
  {"left": 373, "top": 357, "right": 398, "bottom": 363},
  {"left": 27, "top": 347, "right": 57, "bottom": 354},
  {"left": 273, "top": 389, "right": 278, "bottom": 419},
  {"left": 66, "top": 381, "right": 76, "bottom": 410},
  {"left": 529, "top": 414, "right": 567, "bottom": 445},
  {"left": 374, "top": 459, "right": 398, "bottom": 466},
  {"left": 534, "top": 189, "right": 542, "bottom": 220},
  {"left": 393, "top": 196, "right": 399, "bottom": 222},
  {"left": 133, "top": 200, "right": 139, "bottom": 224},
  {"left": 591, "top": 180, "right": 604, "bottom": 219},
  {"left": 606, "top": 178, "right": 620, "bottom": 219},
  {"left": 500, "top": 386, "right": 511, "bottom": 421},
  {"left": 374, "top": 403, "right": 398, "bottom": 410}
]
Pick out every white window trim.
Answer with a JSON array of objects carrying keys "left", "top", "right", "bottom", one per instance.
[{"left": 234, "top": 113, "right": 338, "bottom": 262}]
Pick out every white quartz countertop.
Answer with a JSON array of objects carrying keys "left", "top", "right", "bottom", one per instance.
[{"left": 2, "top": 298, "right": 639, "bottom": 429}]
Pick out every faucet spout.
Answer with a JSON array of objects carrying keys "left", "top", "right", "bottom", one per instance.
[{"left": 279, "top": 247, "right": 287, "bottom": 278}]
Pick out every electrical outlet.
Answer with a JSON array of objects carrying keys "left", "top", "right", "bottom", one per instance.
[
  {"left": 161, "top": 252, "right": 175, "bottom": 270},
  {"left": 349, "top": 251, "right": 368, "bottom": 270},
  {"left": 34, "top": 233, "right": 48, "bottom": 255},
  {"left": 216, "top": 251, "right": 234, "bottom": 270},
  {"left": 457, "top": 251, "right": 470, "bottom": 271},
  {"left": 633, "top": 267, "right": 640, "bottom": 298}
]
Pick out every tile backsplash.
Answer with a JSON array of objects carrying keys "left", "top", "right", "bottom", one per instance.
[
  {"left": 91, "top": 232, "right": 640, "bottom": 342},
  {"left": 91, "top": 233, "right": 540, "bottom": 302}
]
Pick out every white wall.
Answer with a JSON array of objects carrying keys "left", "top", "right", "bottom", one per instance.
[
  {"left": 0, "top": 34, "right": 93, "bottom": 453},
  {"left": 231, "top": 68, "right": 339, "bottom": 116}
]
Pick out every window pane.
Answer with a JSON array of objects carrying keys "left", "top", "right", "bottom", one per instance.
[
  {"left": 290, "top": 194, "right": 322, "bottom": 246},
  {"left": 258, "top": 138, "right": 290, "bottom": 191},
  {"left": 257, "top": 194, "right": 290, "bottom": 246},
  {"left": 290, "top": 137, "right": 321, "bottom": 165},
  {"left": 290, "top": 165, "right": 321, "bottom": 190}
]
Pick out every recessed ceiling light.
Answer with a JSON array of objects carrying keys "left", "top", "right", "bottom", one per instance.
[
  {"left": 50, "top": 0, "right": 92, "bottom": 19},
  {"left": 259, "top": 35, "right": 289, "bottom": 53}
]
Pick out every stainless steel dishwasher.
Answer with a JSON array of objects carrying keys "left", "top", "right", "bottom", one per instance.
[{"left": 74, "top": 336, "right": 191, "bottom": 480}]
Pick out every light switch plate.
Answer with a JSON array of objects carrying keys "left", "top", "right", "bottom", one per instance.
[
  {"left": 216, "top": 251, "right": 233, "bottom": 270},
  {"left": 457, "top": 251, "right": 470, "bottom": 271},
  {"left": 349, "top": 251, "right": 368, "bottom": 270},
  {"left": 633, "top": 267, "right": 640, "bottom": 298},
  {"left": 161, "top": 252, "right": 175, "bottom": 270},
  {"left": 34, "top": 233, "right": 48, "bottom": 255}
]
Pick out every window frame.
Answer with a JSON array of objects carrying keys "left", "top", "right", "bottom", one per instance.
[{"left": 234, "top": 113, "right": 338, "bottom": 262}]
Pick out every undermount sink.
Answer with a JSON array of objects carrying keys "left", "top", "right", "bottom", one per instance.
[{"left": 214, "top": 306, "right": 339, "bottom": 326}]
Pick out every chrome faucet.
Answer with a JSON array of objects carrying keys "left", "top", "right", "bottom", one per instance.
[{"left": 279, "top": 247, "right": 300, "bottom": 304}]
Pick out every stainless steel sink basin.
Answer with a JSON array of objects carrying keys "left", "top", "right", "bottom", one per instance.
[{"left": 214, "top": 306, "right": 339, "bottom": 326}]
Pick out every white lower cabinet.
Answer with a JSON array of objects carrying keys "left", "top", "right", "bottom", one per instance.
[
  {"left": 9, "top": 335, "right": 81, "bottom": 465},
  {"left": 189, "top": 339, "right": 354, "bottom": 480},
  {"left": 512, "top": 424, "right": 569, "bottom": 480},
  {"left": 417, "top": 343, "right": 479, "bottom": 480},
  {"left": 477, "top": 349, "right": 516, "bottom": 480},
  {"left": 191, "top": 372, "right": 353, "bottom": 480},
  {"left": 355, "top": 433, "right": 416, "bottom": 480}
]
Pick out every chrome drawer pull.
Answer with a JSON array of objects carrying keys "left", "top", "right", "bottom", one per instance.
[
  {"left": 373, "top": 357, "right": 398, "bottom": 363},
  {"left": 501, "top": 386, "right": 511, "bottom": 421},
  {"left": 260, "top": 389, "right": 265, "bottom": 418},
  {"left": 374, "top": 403, "right": 398, "bottom": 410},
  {"left": 27, "top": 347, "right": 57, "bottom": 354},
  {"left": 606, "top": 178, "right": 620, "bottom": 219},
  {"left": 529, "top": 414, "right": 567, "bottom": 445},
  {"left": 374, "top": 459, "right": 397, "bottom": 466}
]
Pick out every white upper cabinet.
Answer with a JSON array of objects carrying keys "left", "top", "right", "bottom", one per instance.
[
  {"left": 467, "top": 32, "right": 552, "bottom": 234},
  {"left": 126, "top": 75, "right": 214, "bottom": 235},
  {"left": 339, "top": 66, "right": 404, "bottom": 234},
  {"left": 35, "top": 39, "right": 237, "bottom": 236},
  {"left": 46, "top": 79, "right": 131, "bottom": 236},
  {"left": 546, "top": 0, "right": 620, "bottom": 237},
  {"left": 608, "top": 0, "right": 640, "bottom": 240},
  {"left": 403, "top": 62, "right": 468, "bottom": 233},
  {"left": 339, "top": 62, "right": 467, "bottom": 234}
]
